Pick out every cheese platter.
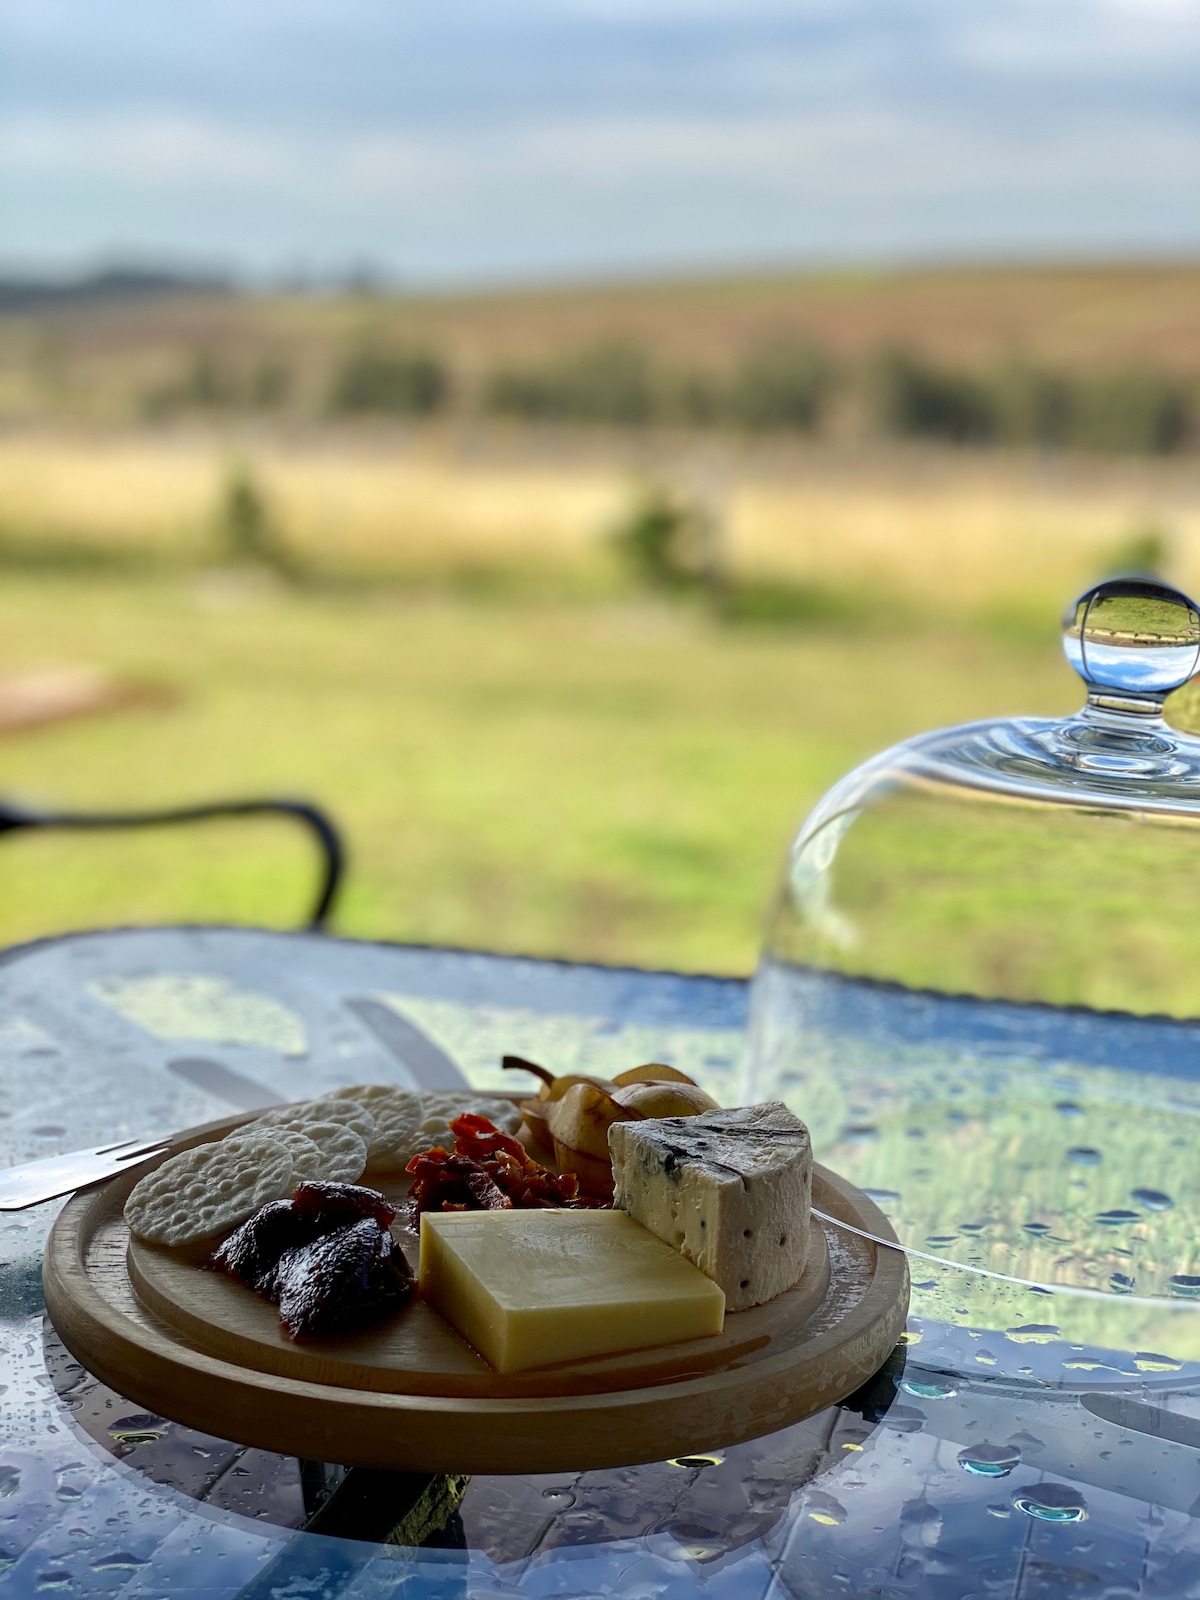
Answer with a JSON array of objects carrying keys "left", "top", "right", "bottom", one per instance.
[{"left": 43, "top": 1077, "right": 909, "bottom": 1475}]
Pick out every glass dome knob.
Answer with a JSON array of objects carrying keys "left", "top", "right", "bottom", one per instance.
[{"left": 1062, "top": 576, "right": 1200, "bottom": 706}]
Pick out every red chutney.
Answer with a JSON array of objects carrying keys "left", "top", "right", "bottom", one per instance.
[{"left": 406, "top": 1113, "right": 609, "bottom": 1216}]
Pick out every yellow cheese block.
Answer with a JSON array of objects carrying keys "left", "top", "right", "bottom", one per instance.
[{"left": 419, "top": 1208, "right": 726, "bottom": 1374}]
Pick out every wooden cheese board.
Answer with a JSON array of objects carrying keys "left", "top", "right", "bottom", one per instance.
[{"left": 43, "top": 1103, "right": 909, "bottom": 1474}]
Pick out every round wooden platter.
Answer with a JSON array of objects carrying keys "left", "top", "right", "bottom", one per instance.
[{"left": 43, "top": 1103, "right": 909, "bottom": 1475}]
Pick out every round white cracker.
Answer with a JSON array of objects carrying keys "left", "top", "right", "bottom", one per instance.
[
  {"left": 226, "top": 1125, "right": 327, "bottom": 1183},
  {"left": 125, "top": 1134, "right": 293, "bottom": 1247},
  {"left": 327, "top": 1084, "right": 413, "bottom": 1116},
  {"left": 257, "top": 1097, "right": 374, "bottom": 1143},
  {"left": 262, "top": 1120, "right": 367, "bottom": 1183},
  {"left": 328, "top": 1085, "right": 424, "bottom": 1172}
]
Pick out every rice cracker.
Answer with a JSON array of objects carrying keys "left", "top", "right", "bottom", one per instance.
[
  {"left": 125, "top": 1134, "right": 294, "bottom": 1247},
  {"left": 236, "top": 1118, "right": 367, "bottom": 1184},
  {"left": 256, "top": 1096, "right": 375, "bottom": 1143},
  {"left": 327, "top": 1085, "right": 425, "bottom": 1172}
]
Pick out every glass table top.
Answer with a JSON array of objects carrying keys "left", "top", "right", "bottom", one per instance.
[{"left": 2, "top": 926, "right": 1199, "bottom": 1598}]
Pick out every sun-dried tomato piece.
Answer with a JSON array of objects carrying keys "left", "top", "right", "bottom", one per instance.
[
  {"left": 449, "top": 1112, "right": 528, "bottom": 1165},
  {"left": 405, "top": 1114, "right": 611, "bottom": 1215},
  {"left": 463, "top": 1164, "right": 514, "bottom": 1209}
]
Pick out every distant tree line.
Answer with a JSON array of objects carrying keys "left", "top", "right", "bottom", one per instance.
[{"left": 138, "top": 338, "right": 1200, "bottom": 455}]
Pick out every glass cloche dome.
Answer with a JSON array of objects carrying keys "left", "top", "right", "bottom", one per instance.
[
  {"left": 746, "top": 576, "right": 1200, "bottom": 1377},
  {"left": 753, "top": 575, "right": 1200, "bottom": 1026}
]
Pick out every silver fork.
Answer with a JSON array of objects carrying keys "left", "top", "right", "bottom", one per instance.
[{"left": 0, "top": 1136, "right": 172, "bottom": 1210}]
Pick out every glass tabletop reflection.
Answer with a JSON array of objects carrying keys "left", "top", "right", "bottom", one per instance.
[{"left": 2, "top": 926, "right": 1199, "bottom": 1598}]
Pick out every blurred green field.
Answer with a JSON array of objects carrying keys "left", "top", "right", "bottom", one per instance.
[
  {"left": 0, "top": 571, "right": 1083, "bottom": 970},
  {"left": 2, "top": 260, "right": 1198, "bottom": 972}
]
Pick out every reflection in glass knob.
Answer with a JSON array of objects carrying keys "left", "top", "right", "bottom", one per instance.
[{"left": 1062, "top": 576, "right": 1200, "bottom": 702}]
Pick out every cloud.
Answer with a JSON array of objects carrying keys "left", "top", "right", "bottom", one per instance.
[
  {"left": 2, "top": 0, "right": 1198, "bottom": 277},
  {"left": 4, "top": 99, "right": 1198, "bottom": 280}
]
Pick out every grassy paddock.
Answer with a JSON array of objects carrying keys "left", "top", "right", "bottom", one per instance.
[
  {"left": 2, "top": 428, "right": 1199, "bottom": 973},
  {"left": 0, "top": 572, "right": 1080, "bottom": 969}
]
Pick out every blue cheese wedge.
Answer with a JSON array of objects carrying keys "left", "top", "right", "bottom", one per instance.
[{"left": 609, "top": 1102, "right": 812, "bottom": 1311}]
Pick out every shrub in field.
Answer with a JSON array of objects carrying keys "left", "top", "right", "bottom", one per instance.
[
  {"left": 483, "top": 344, "right": 658, "bottom": 427},
  {"left": 608, "top": 482, "right": 720, "bottom": 590},
  {"left": 140, "top": 350, "right": 241, "bottom": 419},
  {"left": 557, "top": 344, "right": 657, "bottom": 425},
  {"left": 865, "top": 347, "right": 994, "bottom": 444},
  {"left": 728, "top": 339, "right": 832, "bottom": 432},
  {"left": 249, "top": 358, "right": 293, "bottom": 411},
  {"left": 215, "top": 463, "right": 292, "bottom": 574},
  {"left": 985, "top": 359, "right": 1073, "bottom": 448},
  {"left": 481, "top": 365, "right": 563, "bottom": 420},
  {"left": 1069, "top": 369, "right": 1191, "bottom": 455},
  {"left": 658, "top": 367, "right": 726, "bottom": 429},
  {"left": 328, "top": 345, "right": 449, "bottom": 416},
  {"left": 1104, "top": 520, "right": 1172, "bottom": 578}
]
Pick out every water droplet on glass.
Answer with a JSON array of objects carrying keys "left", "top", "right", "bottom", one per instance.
[
  {"left": 1005, "top": 1324, "right": 1061, "bottom": 1345},
  {"left": 1169, "top": 1275, "right": 1200, "bottom": 1297},
  {"left": 925, "top": 1235, "right": 958, "bottom": 1247},
  {"left": 876, "top": 1403, "right": 925, "bottom": 1433},
  {"left": 1109, "top": 1273, "right": 1136, "bottom": 1294},
  {"left": 1009, "top": 1430, "right": 1046, "bottom": 1455},
  {"left": 1067, "top": 1147, "right": 1101, "bottom": 1166},
  {"left": 804, "top": 1491, "right": 847, "bottom": 1527},
  {"left": 1131, "top": 1188, "right": 1174, "bottom": 1211},
  {"left": 1055, "top": 1102, "right": 1083, "bottom": 1118},
  {"left": 540, "top": 1488, "right": 576, "bottom": 1508},
  {"left": 1023, "top": 1222, "right": 1051, "bottom": 1236},
  {"left": 1133, "top": 1351, "right": 1184, "bottom": 1373},
  {"left": 0, "top": 1467, "right": 20, "bottom": 1498},
  {"left": 958, "top": 1443, "right": 1021, "bottom": 1478},
  {"left": 1013, "top": 1484, "right": 1086, "bottom": 1524},
  {"left": 36, "top": 1573, "right": 72, "bottom": 1591},
  {"left": 668, "top": 1455, "right": 722, "bottom": 1469},
  {"left": 90, "top": 1555, "right": 148, "bottom": 1572},
  {"left": 975, "top": 1350, "right": 998, "bottom": 1366},
  {"left": 899, "top": 1499, "right": 942, "bottom": 1546},
  {"left": 1095, "top": 1209, "right": 1139, "bottom": 1226},
  {"left": 901, "top": 1377, "right": 957, "bottom": 1400},
  {"left": 863, "top": 1188, "right": 900, "bottom": 1205}
]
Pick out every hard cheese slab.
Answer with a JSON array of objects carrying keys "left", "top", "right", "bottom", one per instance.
[
  {"left": 419, "top": 1209, "right": 727, "bottom": 1374},
  {"left": 45, "top": 1111, "right": 909, "bottom": 1473}
]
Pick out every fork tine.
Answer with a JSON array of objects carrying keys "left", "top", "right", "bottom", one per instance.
[
  {"left": 93, "top": 1138, "right": 144, "bottom": 1157},
  {"left": 0, "top": 1137, "right": 172, "bottom": 1209}
]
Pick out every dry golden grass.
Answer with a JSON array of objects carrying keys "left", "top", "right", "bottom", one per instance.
[
  {"left": 3, "top": 431, "right": 1200, "bottom": 614},
  {"left": 730, "top": 458, "right": 1200, "bottom": 608}
]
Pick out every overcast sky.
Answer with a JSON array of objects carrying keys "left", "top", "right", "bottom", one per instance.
[{"left": 3, "top": 0, "right": 1200, "bottom": 285}]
